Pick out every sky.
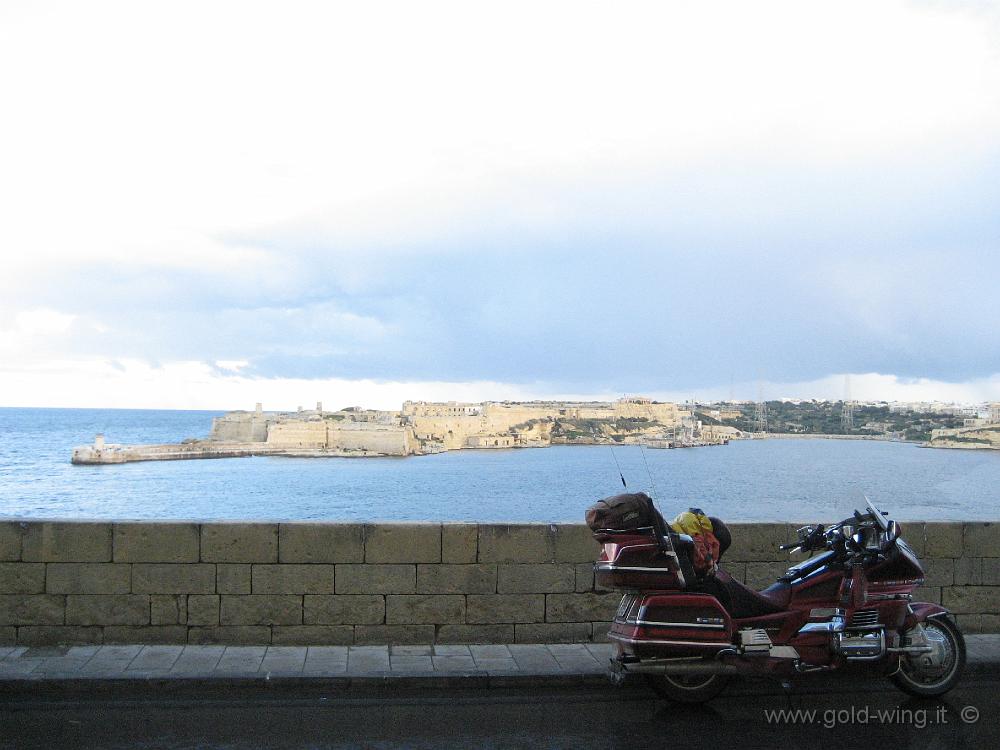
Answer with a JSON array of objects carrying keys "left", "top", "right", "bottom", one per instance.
[{"left": 1, "top": 0, "right": 999, "bottom": 410}]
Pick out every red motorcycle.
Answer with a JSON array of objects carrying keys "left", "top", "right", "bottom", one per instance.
[{"left": 594, "top": 496, "right": 965, "bottom": 703}]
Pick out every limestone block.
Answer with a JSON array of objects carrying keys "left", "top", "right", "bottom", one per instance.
[
  {"left": 272, "top": 625, "right": 354, "bottom": 645},
  {"left": 725, "top": 524, "right": 791, "bottom": 562},
  {"left": 304, "top": 595, "right": 384, "bottom": 625},
  {"left": 220, "top": 595, "right": 302, "bottom": 625},
  {"left": 442, "top": 524, "right": 478, "bottom": 563},
  {"left": 943, "top": 586, "right": 1000, "bottom": 614},
  {"left": 0, "top": 563, "right": 45, "bottom": 593},
  {"left": 954, "top": 558, "right": 983, "bottom": 586},
  {"left": 201, "top": 524, "right": 278, "bottom": 563},
  {"left": 113, "top": 523, "right": 200, "bottom": 563},
  {"left": 436, "top": 624, "right": 513, "bottom": 644},
  {"left": 552, "top": 525, "right": 598, "bottom": 563},
  {"left": 23, "top": 522, "right": 112, "bottom": 562},
  {"left": 920, "top": 558, "right": 955, "bottom": 587},
  {"left": 0, "top": 594, "right": 64, "bottom": 625},
  {"left": 187, "top": 594, "right": 220, "bottom": 625},
  {"left": 924, "top": 523, "right": 963, "bottom": 559},
  {"left": 915, "top": 586, "right": 941, "bottom": 604},
  {"left": 498, "top": 564, "right": 575, "bottom": 593},
  {"left": 720, "top": 562, "right": 747, "bottom": 584},
  {"left": 0, "top": 522, "right": 24, "bottom": 561},
  {"left": 964, "top": 523, "right": 1000, "bottom": 557},
  {"left": 514, "top": 622, "right": 591, "bottom": 643},
  {"left": 279, "top": 524, "right": 364, "bottom": 563},
  {"left": 365, "top": 525, "right": 441, "bottom": 563},
  {"left": 151, "top": 595, "right": 187, "bottom": 625},
  {"left": 354, "top": 624, "right": 435, "bottom": 645},
  {"left": 385, "top": 594, "right": 465, "bottom": 624},
  {"left": 46, "top": 563, "right": 131, "bottom": 594},
  {"left": 744, "top": 562, "right": 792, "bottom": 590},
  {"left": 132, "top": 564, "right": 216, "bottom": 594},
  {"left": 104, "top": 626, "right": 187, "bottom": 644},
  {"left": 17, "top": 626, "right": 102, "bottom": 645},
  {"left": 217, "top": 564, "right": 251, "bottom": 594},
  {"left": 335, "top": 565, "right": 415, "bottom": 594},
  {"left": 66, "top": 595, "right": 150, "bottom": 626},
  {"left": 592, "top": 621, "right": 612, "bottom": 642},
  {"left": 0, "top": 627, "right": 15, "bottom": 645},
  {"left": 416, "top": 564, "right": 496, "bottom": 594},
  {"left": 982, "top": 559, "right": 1000, "bottom": 586},
  {"left": 954, "top": 614, "right": 983, "bottom": 634},
  {"left": 251, "top": 565, "right": 336, "bottom": 594},
  {"left": 188, "top": 626, "right": 272, "bottom": 645},
  {"left": 544, "top": 593, "right": 620, "bottom": 623},
  {"left": 980, "top": 614, "right": 1000, "bottom": 633},
  {"left": 466, "top": 594, "right": 545, "bottom": 623},
  {"left": 575, "top": 563, "right": 595, "bottom": 593},
  {"left": 478, "top": 525, "right": 553, "bottom": 563},
  {"left": 899, "top": 523, "right": 927, "bottom": 557}
]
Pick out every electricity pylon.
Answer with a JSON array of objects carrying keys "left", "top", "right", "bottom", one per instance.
[
  {"left": 752, "top": 381, "right": 768, "bottom": 435},
  {"left": 841, "top": 374, "right": 855, "bottom": 432}
]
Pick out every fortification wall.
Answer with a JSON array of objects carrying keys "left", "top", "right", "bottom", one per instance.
[
  {"left": 0, "top": 520, "right": 996, "bottom": 646},
  {"left": 266, "top": 421, "right": 327, "bottom": 448},
  {"left": 210, "top": 414, "right": 271, "bottom": 442},
  {"left": 326, "top": 427, "right": 411, "bottom": 455},
  {"left": 407, "top": 415, "right": 487, "bottom": 449}
]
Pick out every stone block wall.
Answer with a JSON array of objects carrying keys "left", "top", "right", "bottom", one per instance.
[{"left": 0, "top": 520, "right": 996, "bottom": 645}]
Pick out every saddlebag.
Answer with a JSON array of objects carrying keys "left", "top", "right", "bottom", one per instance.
[{"left": 594, "top": 529, "right": 691, "bottom": 590}]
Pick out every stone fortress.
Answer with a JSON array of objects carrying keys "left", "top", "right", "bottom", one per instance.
[
  {"left": 928, "top": 402, "right": 1000, "bottom": 451},
  {"left": 72, "top": 397, "right": 739, "bottom": 464}
]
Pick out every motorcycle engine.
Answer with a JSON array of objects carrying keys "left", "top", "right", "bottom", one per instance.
[{"left": 833, "top": 630, "right": 885, "bottom": 660}]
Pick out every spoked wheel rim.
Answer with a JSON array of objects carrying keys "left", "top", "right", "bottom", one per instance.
[{"left": 899, "top": 620, "right": 959, "bottom": 689}]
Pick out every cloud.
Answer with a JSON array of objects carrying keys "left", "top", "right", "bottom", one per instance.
[
  {"left": 0, "top": 2, "right": 998, "bottom": 404},
  {"left": 1, "top": 358, "right": 998, "bottom": 411}
]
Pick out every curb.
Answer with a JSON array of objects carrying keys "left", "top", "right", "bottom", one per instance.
[
  {"left": 1, "top": 659, "right": 995, "bottom": 696},
  {"left": 0, "top": 671, "right": 614, "bottom": 697}
]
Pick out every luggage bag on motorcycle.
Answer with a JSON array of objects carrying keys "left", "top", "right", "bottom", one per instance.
[{"left": 585, "top": 492, "right": 665, "bottom": 534}]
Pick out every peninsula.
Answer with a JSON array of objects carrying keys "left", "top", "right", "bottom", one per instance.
[{"left": 71, "top": 397, "right": 741, "bottom": 465}]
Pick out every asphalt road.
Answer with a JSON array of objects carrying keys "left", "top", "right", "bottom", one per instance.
[{"left": 2, "top": 676, "right": 996, "bottom": 749}]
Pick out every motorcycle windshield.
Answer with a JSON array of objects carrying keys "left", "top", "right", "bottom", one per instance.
[{"left": 866, "top": 496, "right": 890, "bottom": 530}]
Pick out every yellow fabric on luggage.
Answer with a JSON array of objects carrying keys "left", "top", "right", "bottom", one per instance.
[{"left": 669, "top": 509, "right": 713, "bottom": 536}]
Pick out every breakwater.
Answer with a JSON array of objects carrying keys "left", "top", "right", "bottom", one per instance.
[{"left": 0, "top": 520, "right": 997, "bottom": 645}]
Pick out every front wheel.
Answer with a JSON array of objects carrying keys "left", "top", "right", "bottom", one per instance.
[
  {"left": 891, "top": 616, "right": 965, "bottom": 697},
  {"left": 644, "top": 672, "right": 731, "bottom": 703}
]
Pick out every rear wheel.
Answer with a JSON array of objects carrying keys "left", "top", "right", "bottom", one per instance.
[
  {"left": 891, "top": 616, "right": 965, "bottom": 697},
  {"left": 643, "top": 672, "right": 731, "bottom": 703}
]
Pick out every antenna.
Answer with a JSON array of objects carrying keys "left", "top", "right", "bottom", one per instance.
[
  {"left": 609, "top": 445, "right": 627, "bottom": 489},
  {"left": 639, "top": 443, "right": 658, "bottom": 500}
]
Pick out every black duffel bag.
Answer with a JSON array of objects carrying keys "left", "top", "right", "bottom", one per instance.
[{"left": 585, "top": 491, "right": 666, "bottom": 534}]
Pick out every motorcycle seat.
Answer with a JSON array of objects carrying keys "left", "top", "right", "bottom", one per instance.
[{"left": 695, "top": 569, "right": 791, "bottom": 619}]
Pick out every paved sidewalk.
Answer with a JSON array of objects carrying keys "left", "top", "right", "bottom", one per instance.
[
  {"left": 0, "top": 643, "right": 612, "bottom": 684},
  {"left": 1, "top": 635, "right": 997, "bottom": 687}
]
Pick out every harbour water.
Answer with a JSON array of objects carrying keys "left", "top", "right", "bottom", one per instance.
[{"left": 1, "top": 407, "right": 998, "bottom": 522}]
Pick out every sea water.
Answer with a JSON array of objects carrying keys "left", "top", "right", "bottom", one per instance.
[{"left": 0, "top": 407, "right": 997, "bottom": 522}]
